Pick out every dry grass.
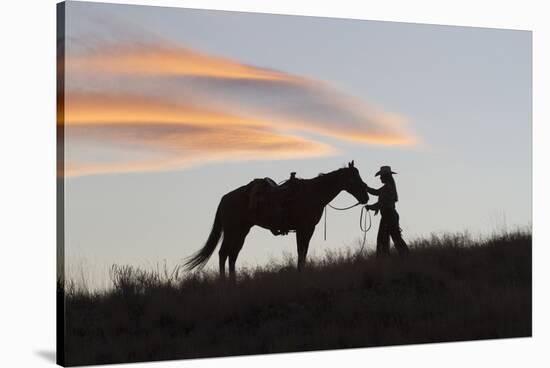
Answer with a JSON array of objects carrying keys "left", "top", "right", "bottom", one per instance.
[{"left": 60, "top": 230, "right": 532, "bottom": 366}]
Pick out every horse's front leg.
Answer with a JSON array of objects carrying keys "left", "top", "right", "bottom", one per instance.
[
  {"left": 218, "top": 248, "right": 227, "bottom": 280},
  {"left": 296, "top": 226, "right": 315, "bottom": 271}
]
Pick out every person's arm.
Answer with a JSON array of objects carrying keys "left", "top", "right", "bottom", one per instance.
[
  {"left": 366, "top": 184, "right": 382, "bottom": 196},
  {"left": 366, "top": 185, "right": 387, "bottom": 214}
]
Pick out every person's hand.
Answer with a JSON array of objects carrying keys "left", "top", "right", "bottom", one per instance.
[{"left": 366, "top": 204, "right": 379, "bottom": 216}]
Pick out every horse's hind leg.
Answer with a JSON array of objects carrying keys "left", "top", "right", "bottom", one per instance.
[
  {"left": 227, "top": 228, "right": 250, "bottom": 283},
  {"left": 296, "top": 226, "right": 314, "bottom": 271},
  {"left": 218, "top": 247, "right": 228, "bottom": 280}
]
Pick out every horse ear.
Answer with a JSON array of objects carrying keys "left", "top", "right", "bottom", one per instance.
[{"left": 350, "top": 160, "right": 354, "bottom": 167}]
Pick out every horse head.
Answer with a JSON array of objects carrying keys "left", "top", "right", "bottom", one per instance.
[{"left": 340, "top": 160, "right": 369, "bottom": 204}]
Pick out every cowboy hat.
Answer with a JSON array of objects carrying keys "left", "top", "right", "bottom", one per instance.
[{"left": 375, "top": 165, "right": 397, "bottom": 177}]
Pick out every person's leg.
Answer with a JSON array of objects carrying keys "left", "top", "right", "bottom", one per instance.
[
  {"left": 389, "top": 211, "right": 409, "bottom": 255},
  {"left": 376, "top": 216, "right": 390, "bottom": 257},
  {"left": 391, "top": 231, "right": 409, "bottom": 255}
]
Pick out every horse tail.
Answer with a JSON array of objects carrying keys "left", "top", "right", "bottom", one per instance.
[{"left": 184, "top": 202, "right": 223, "bottom": 271}]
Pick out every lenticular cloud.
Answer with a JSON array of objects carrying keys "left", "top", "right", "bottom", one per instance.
[{"left": 62, "top": 34, "right": 415, "bottom": 177}]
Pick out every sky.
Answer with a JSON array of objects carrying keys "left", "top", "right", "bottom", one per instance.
[{"left": 61, "top": 1, "right": 531, "bottom": 289}]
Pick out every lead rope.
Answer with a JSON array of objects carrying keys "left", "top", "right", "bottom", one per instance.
[
  {"left": 358, "top": 205, "right": 372, "bottom": 254},
  {"left": 324, "top": 202, "right": 372, "bottom": 254},
  {"left": 324, "top": 206, "right": 327, "bottom": 241}
]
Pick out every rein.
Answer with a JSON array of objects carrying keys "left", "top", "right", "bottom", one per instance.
[
  {"left": 324, "top": 202, "right": 372, "bottom": 254},
  {"left": 327, "top": 202, "right": 361, "bottom": 210}
]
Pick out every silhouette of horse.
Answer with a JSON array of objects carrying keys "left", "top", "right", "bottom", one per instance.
[{"left": 185, "top": 161, "right": 369, "bottom": 280}]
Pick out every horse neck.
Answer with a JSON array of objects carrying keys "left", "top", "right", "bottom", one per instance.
[{"left": 309, "top": 171, "right": 345, "bottom": 208}]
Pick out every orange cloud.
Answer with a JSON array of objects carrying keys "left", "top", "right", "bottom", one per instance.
[
  {"left": 67, "top": 43, "right": 416, "bottom": 142},
  {"left": 67, "top": 44, "right": 300, "bottom": 83},
  {"left": 62, "top": 93, "right": 333, "bottom": 177},
  {"left": 64, "top": 92, "right": 264, "bottom": 128},
  {"left": 61, "top": 40, "right": 417, "bottom": 177}
]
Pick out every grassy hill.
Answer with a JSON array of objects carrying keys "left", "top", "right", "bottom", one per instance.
[{"left": 60, "top": 231, "right": 531, "bottom": 366}]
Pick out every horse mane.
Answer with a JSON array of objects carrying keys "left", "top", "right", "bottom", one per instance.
[
  {"left": 315, "top": 166, "right": 348, "bottom": 179},
  {"left": 314, "top": 166, "right": 347, "bottom": 179}
]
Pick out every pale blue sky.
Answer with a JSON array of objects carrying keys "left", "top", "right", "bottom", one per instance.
[{"left": 63, "top": 1, "right": 531, "bottom": 288}]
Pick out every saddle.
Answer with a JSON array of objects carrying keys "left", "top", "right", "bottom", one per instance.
[{"left": 249, "top": 172, "right": 301, "bottom": 235}]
